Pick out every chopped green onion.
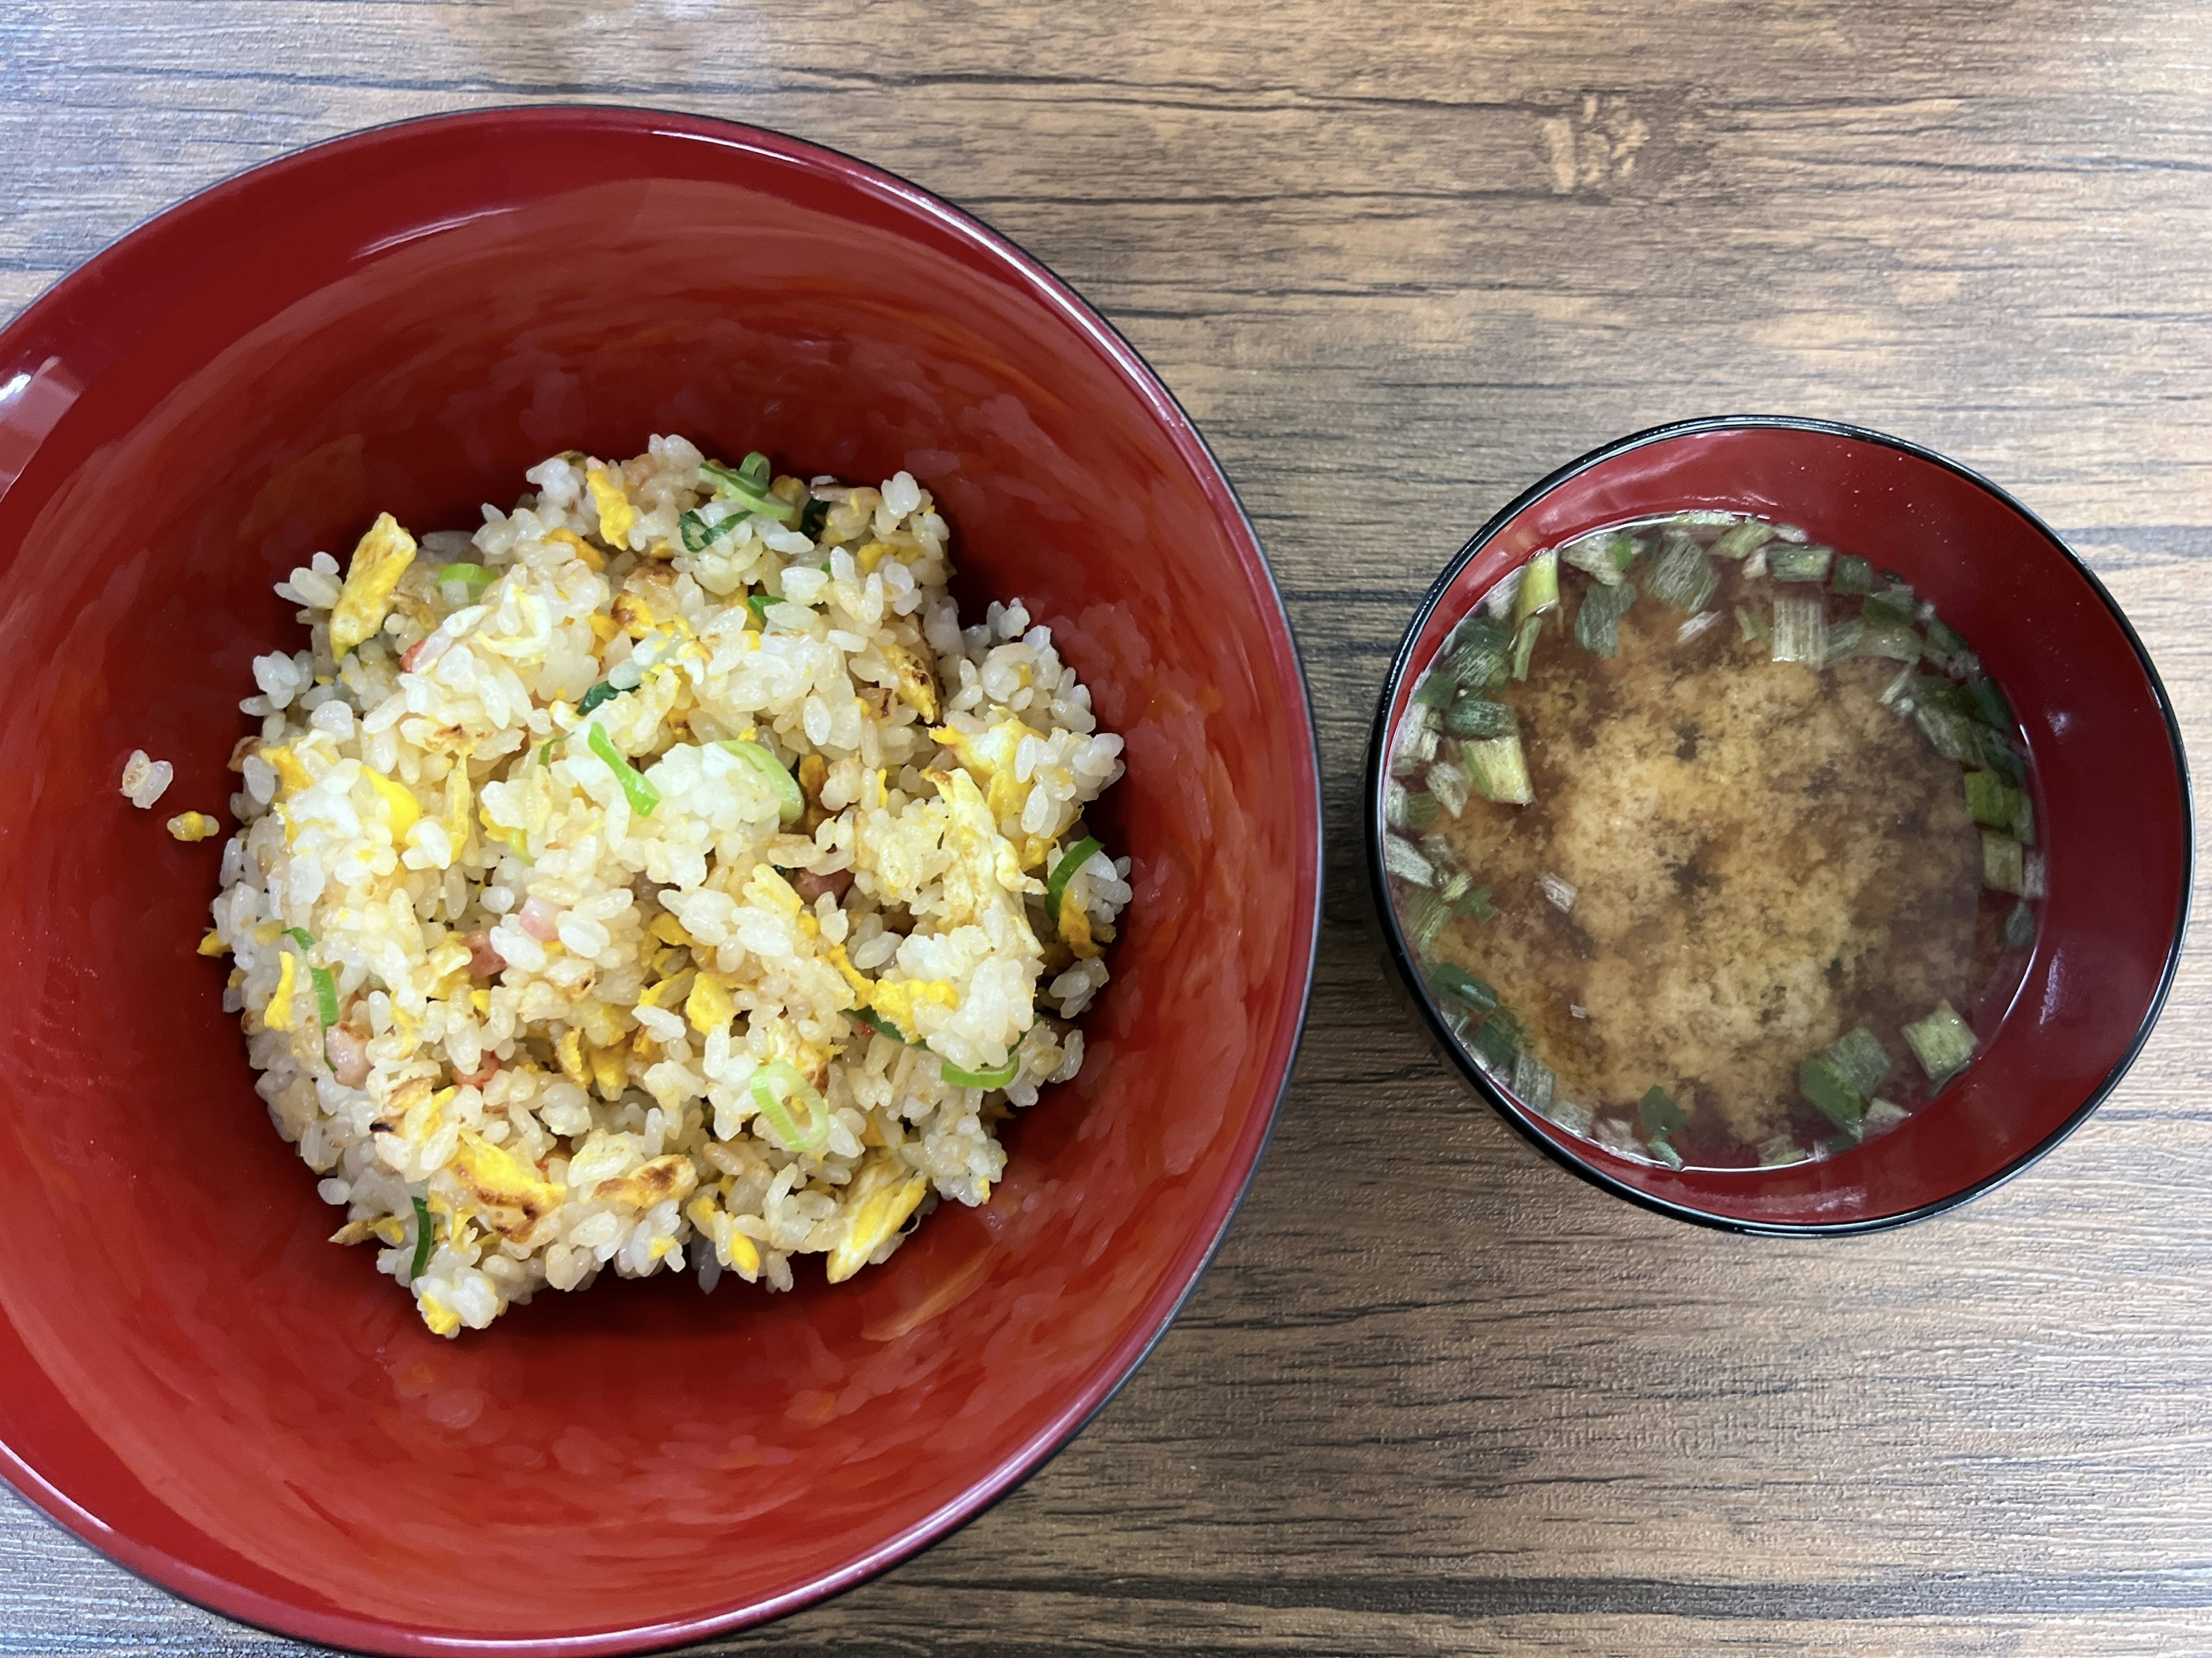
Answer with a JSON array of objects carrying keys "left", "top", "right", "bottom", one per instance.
[
  {"left": 2004, "top": 900, "right": 2037, "bottom": 950},
  {"left": 1735, "top": 605, "right": 1771, "bottom": 643},
  {"left": 716, "top": 739, "right": 805, "bottom": 825},
  {"left": 410, "top": 1196, "right": 434, "bottom": 1279},
  {"left": 1412, "top": 671, "right": 1459, "bottom": 709},
  {"left": 1647, "top": 534, "right": 1718, "bottom": 612},
  {"left": 577, "top": 681, "right": 632, "bottom": 717},
  {"left": 1514, "top": 549, "right": 1560, "bottom": 626},
  {"left": 1922, "top": 615, "right": 1972, "bottom": 668},
  {"left": 1965, "top": 676, "right": 2014, "bottom": 731},
  {"left": 1560, "top": 532, "right": 1627, "bottom": 587},
  {"left": 852, "top": 1006, "right": 921, "bottom": 1045},
  {"left": 1982, "top": 830, "right": 2025, "bottom": 894},
  {"left": 1046, "top": 836, "right": 1105, "bottom": 924},
  {"left": 1444, "top": 616, "right": 1514, "bottom": 690},
  {"left": 1401, "top": 889, "right": 1453, "bottom": 950},
  {"left": 588, "top": 723, "right": 660, "bottom": 816},
  {"left": 2012, "top": 791, "right": 2036, "bottom": 846},
  {"left": 800, "top": 498, "right": 831, "bottom": 538},
  {"left": 1769, "top": 544, "right": 1834, "bottom": 583},
  {"left": 1831, "top": 555, "right": 1876, "bottom": 594},
  {"left": 1463, "top": 734, "right": 1534, "bottom": 806},
  {"left": 679, "top": 507, "right": 743, "bottom": 553},
  {"left": 737, "top": 451, "right": 772, "bottom": 491},
  {"left": 1770, "top": 594, "right": 1827, "bottom": 665},
  {"left": 1426, "top": 962, "right": 1498, "bottom": 1018},
  {"left": 1468, "top": 1011, "right": 1520, "bottom": 1071},
  {"left": 1638, "top": 1085, "right": 1685, "bottom": 1137},
  {"left": 1902, "top": 1001, "right": 1976, "bottom": 1086},
  {"left": 1912, "top": 704, "right": 1978, "bottom": 763},
  {"left": 284, "top": 927, "right": 315, "bottom": 948},
  {"left": 1855, "top": 621, "right": 1921, "bottom": 661},
  {"left": 1963, "top": 771, "right": 2020, "bottom": 829},
  {"left": 539, "top": 738, "right": 561, "bottom": 764},
  {"left": 1574, "top": 579, "right": 1638, "bottom": 657},
  {"left": 1647, "top": 1136, "right": 1685, "bottom": 1170},
  {"left": 1861, "top": 585, "right": 1917, "bottom": 628},
  {"left": 1443, "top": 696, "right": 1517, "bottom": 739},
  {"left": 435, "top": 562, "right": 497, "bottom": 598},
  {"left": 1709, "top": 521, "right": 1776, "bottom": 560},
  {"left": 1798, "top": 1056, "right": 1863, "bottom": 1133},
  {"left": 1405, "top": 791, "right": 1442, "bottom": 833},
  {"left": 2022, "top": 849, "right": 2047, "bottom": 899},
  {"left": 1509, "top": 614, "right": 1543, "bottom": 681},
  {"left": 1427, "top": 758, "right": 1472, "bottom": 818},
  {"left": 1828, "top": 1027, "right": 1892, "bottom": 1099},
  {"left": 1510, "top": 1048, "right": 1554, "bottom": 1113},
  {"left": 700, "top": 459, "right": 798, "bottom": 523},
  {"left": 750, "top": 1060, "right": 831, "bottom": 1152},
  {"left": 311, "top": 965, "right": 340, "bottom": 1029},
  {"left": 1610, "top": 533, "right": 1646, "bottom": 571},
  {"left": 1383, "top": 835, "right": 1435, "bottom": 887},
  {"left": 1818, "top": 617, "right": 1864, "bottom": 668},
  {"left": 1453, "top": 882, "right": 1496, "bottom": 923},
  {"left": 943, "top": 1054, "right": 1021, "bottom": 1090},
  {"left": 746, "top": 592, "right": 774, "bottom": 624}
]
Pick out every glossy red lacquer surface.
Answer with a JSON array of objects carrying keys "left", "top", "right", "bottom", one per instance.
[
  {"left": 1374, "top": 419, "right": 2188, "bottom": 1232},
  {"left": 0, "top": 109, "right": 1321, "bottom": 1652}
]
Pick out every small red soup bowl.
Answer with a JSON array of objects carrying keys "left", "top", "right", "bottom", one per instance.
[
  {"left": 1367, "top": 416, "right": 2188, "bottom": 1232},
  {"left": 0, "top": 109, "right": 1321, "bottom": 1652}
]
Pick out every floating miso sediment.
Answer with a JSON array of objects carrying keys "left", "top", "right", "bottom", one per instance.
[{"left": 1382, "top": 512, "right": 2042, "bottom": 1170}]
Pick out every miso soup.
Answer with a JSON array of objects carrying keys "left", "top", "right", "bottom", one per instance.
[{"left": 1383, "top": 513, "right": 2041, "bottom": 1170}]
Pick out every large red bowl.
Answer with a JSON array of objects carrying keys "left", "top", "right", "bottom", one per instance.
[
  {"left": 1368, "top": 417, "right": 2189, "bottom": 1231},
  {"left": 0, "top": 109, "right": 1320, "bottom": 1651}
]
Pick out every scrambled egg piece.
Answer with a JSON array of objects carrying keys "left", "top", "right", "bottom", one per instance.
[
  {"left": 929, "top": 765, "right": 1039, "bottom": 929},
  {"left": 685, "top": 971, "right": 734, "bottom": 1034},
  {"left": 880, "top": 640, "right": 940, "bottom": 722},
  {"left": 329, "top": 513, "right": 418, "bottom": 658},
  {"left": 933, "top": 719, "right": 1063, "bottom": 867},
  {"left": 586, "top": 469, "right": 635, "bottom": 550},
  {"left": 592, "top": 1154, "right": 698, "bottom": 1210},
  {"left": 358, "top": 767, "right": 422, "bottom": 834},
  {"left": 867, "top": 976, "right": 959, "bottom": 1040},
  {"left": 827, "top": 1155, "right": 929, "bottom": 1283},
  {"left": 262, "top": 950, "right": 300, "bottom": 1031},
  {"left": 444, "top": 1130, "right": 565, "bottom": 1241},
  {"left": 166, "top": 811, "right": 220, "bottom": 842}
]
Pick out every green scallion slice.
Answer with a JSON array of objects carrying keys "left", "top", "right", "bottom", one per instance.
[
  {"left": 1982, "top": 830, "right": 2025, "bottom": 894},
  {"left": 1831, "top": 555, "right": 1876, "bottom": 594},
  {"left": 1401, "top": 889, "right": 1452, "bottom": 951},
  {"left": 737, "top": 450, "right": 772, "bottom": 491},
  {"left": 410, "top": 1196, "right": 434, "bottom": 1279},
  {"left": 1442, "top": 696, "right": 1517, "bottom": 739},
  {"left": 1469, "top": 1011, "right": 1520, "bottom": 1071},
  {"left": 1510, "top": 1048, "right": 1555, "bottom": 1113},
  {"left": 1861, "top": 585, "right": 1917, "bottom": 628},
  {"left": 1574, "top": 579, "right": 1638, "bottom": 658},
  {"left": 1560, "top": 532, "right": 1627, "bottom": 587},
  {"left": 1769, "top": 544, "right": 1834, "bottom": 584},
  {"left": 2012, "top": 791, "right": 2035, "bottom": 846},
  {"left": 1913, "top": 704, "right": 1978, "bottom": 764},
  {"left": 1426, "top": 962, "right": 1498, "bottom": 1018},
  {"left": 1963, "top": 771, "right": 2020, "bottom": 829},
  {"left": 588, "top": 723, "right": 660, "bottom": 817},
  {"left": 1638, "top": 1085, "right": 1686, "bottom": 1138},
  {"left": 1412, "top": 671, "right": 1459, "bottom": 709},
  {"left": 284, "top": 927, "right": 315, "bottom": 948},
  {"left": 1444, "top": 616, "right": 1514, "bottom": 691},
  {"left": 1464, "top": 734, "right": 1534, "bottom": 806},
  {"left": 1856, "top": 621, "right": 1921, "bottom": 661},
  {"left": 853, "top": 1006, "right": 921, "bottom": 1045},
  {"left": 1610, "top": 533, "right": 1647, "bottom": 572},
  {"left": 1735, "top": 605, "right": 1771, "bottom": 643},
  {"left": 1509, "top": 614, "right": 1543, "bottom": 682},
  {"left": 577, "top": 681, "right": 632, "bottom": 717},
  {"left": 311, "top": 965, "right": 340, "bottom": 1029},
  {"left": 801, "top": 497, "right": 831, "bottom": 538},
  {"left": 1965, "top": 676, "right": 2014, "bottom": 731},
  {"left": 1453, "top": 883, "right": 1497, "bottom": 923},
  {"left": 1819, "top": 617, "right": 1865, "bottom": 668},
  {"left": 1922, "top": 615, "right": 1972, "bottom": 669},
  {"left": 1828, "top": 1027, "right": 1892, "bottom": 1099},
  {"left": 718, "top": 739, "right": 805, "bottom": 825},
  {"left": 1709, "top": 520, "right": 1776, "bottom": 560},
  {"left": 1903, "top": 1002, "right": 1976, "bottom": 1086},
  {"left": 1384, "top": 836, "right": 1435, "bottom": 887},
  {"left": 1647, "top": 534, "right": 1718, "bottom": 612},
  {"left": 700, "top": 459, "right": 799, "bottom": 523},
  {"left": 750, "top": 1060, "right": 831, "bottom": 1152},
  {"left": 679, "top": 507, "right": 743, "bottom": 553},
  {"left": 1427, "top": 758, "right": 1472, "bottom": 818},
  {"left": 435, "top": 562, "right": 497, "bottom": 598},
  {"left": 1648, "top": 1136, "right": 1686, "bottom": 1169},
  {"left": 1969, "top": 724, "right": 2027, "bottom": 785},
  {"left": 1514, "top": 549, "right": 1560, "bottom": 627},
  {"left": 1405, "top": 792, "right": 1443, "bottom": 833},
  {"left": 1771, "top": 594, "right": 1827, "bottom": 664},
  {"left": 2004, "top": 900, "right": 2037, "bottom": 950},
  {"left": 538, "top": 738, "right": 561, "bottom": 764},
  {"left": 746, "top": 592, "right": 772, "bottom": 625},
  {"left": 1799, "top": 1027, "right": 1888, "bottom": 1135},
  {"left": 1044, "top": 837, "right": 1105, "bottom": 919},
  {"left": 943, "top": 1054, "right": 1020, "bottom": 1090}
]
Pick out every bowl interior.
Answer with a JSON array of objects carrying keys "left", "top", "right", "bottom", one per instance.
[
  {"left": 0, "top": 111, "right": 1318, "bottom": 1651},
  {"left": 1376, "top": 422, "right": 2187, "bottom": 1230}
]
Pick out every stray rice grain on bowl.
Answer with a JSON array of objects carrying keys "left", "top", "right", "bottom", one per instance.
[{"left": 190, "top": 438, "right": 1130, "bottom": 1336}]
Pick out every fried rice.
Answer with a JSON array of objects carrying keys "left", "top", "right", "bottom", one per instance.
[{"left": 199, "top": 438, "right": 1129, "bottom": 1336}]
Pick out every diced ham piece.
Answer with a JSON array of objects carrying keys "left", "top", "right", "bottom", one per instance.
[
  {"left": 791, "top": 868, "right": 854, "bottom": 905},
  {"left": 517, "top": 897, "right": 561, "bottom": 942},
  {"left": 464, "top": 928, "right": 505, "bottom": 977},
  {"left": 453, "top": 1054, "right": 501, "bottom": 1089},
  {"left": 326, "top": 1027, "right": 372, "bottom": 1088}
]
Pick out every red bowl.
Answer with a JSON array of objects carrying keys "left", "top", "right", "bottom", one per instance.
[
  {"left": 0, "top": 109, "right": 1321, "bottom": 1651},
  {"left": 1368, "top": 417, "right": 2189, "bottom": 1231}
]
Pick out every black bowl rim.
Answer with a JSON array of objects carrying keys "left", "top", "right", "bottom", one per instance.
[{"left": 1363, "top": 413, "right": 2194, "bottom": 1236}]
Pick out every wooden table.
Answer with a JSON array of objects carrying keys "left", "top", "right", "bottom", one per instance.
[{"left": 6, "top": 3, "right": 2209, "bottom": 1652}]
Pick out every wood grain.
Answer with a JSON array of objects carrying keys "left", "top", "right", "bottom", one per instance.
[{"left": 5, "top": 1, "right": 2211, "bottom": 1651}]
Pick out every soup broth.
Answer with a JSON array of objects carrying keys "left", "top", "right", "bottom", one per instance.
[{"left": 1384, "top": 514, "right": 2040, "bottom": 1170}]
